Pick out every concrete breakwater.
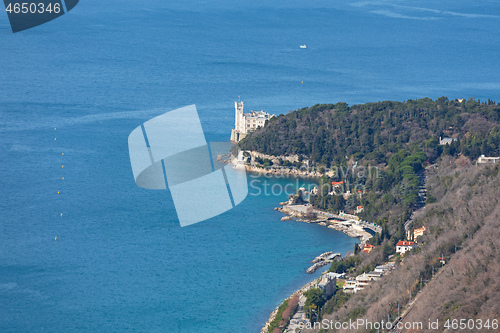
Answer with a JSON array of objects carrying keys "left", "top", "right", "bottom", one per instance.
[
  {"left": 306, "top": 260, "right": 328, "bottom": 273},
  {"left": 307, "top": 252, "right": 340, "bottom": 273},
  {"left": 311, "top": 251, "right": 334, "bottom": 263}
]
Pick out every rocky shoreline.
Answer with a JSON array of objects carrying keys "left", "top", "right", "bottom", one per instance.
[
  {"left": 234, "top": 151, "right": 331, "bottom": 178},
  {"left": 245, "top": 165, "right": 323, "bottom": 178},
  {"left": 260, "top": 307, "right": 279, "bottom": 333},
  {"left": 260, "top": 278, "right": 320, "bottom": 333}
]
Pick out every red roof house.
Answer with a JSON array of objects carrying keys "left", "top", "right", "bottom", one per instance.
[
  {"left": 396, "top": 241, "right": 416, "bottom": 254},
  {"left": 362, "top": 243, "right": 375, "bottom": 254}
]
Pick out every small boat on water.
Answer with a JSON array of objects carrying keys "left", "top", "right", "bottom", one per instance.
[{"left": 299, "top": 45, "right": 307, "bottom": 49}]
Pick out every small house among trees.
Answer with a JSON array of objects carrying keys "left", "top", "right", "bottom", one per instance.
[
  {"left": 361, "top": 243, "right": 375, "bottom": 254},
  {"left": 439, "top": 136, "right": 457, "bottom": 145},
  {"left": 476, "top": 154, "right": 499, "bottom": 164},
  {"left": 396, "top": 240, "right": 416, "bottom": 254}
]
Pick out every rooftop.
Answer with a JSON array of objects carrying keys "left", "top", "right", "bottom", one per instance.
[{"left": 396, "top": 240, "right": 415, "bottom": 246}]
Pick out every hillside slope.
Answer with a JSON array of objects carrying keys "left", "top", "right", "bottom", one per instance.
[{"left": 314, "top": 158, "right": 499, "bottom": 332}]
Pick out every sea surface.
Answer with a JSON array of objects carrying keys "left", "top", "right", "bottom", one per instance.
[{"left": 1, "top": 1, "right": 499, "bottom": 332}]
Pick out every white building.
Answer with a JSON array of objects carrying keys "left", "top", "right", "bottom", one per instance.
[
  {"left": 374, "top": 263, "right": 394, "bottom": 274},
  {"left": 365, "top": 272, "right": 383, "bottom": 279},
  {"left": 230, "top": 101, "right": 274, "bottom": 142},
  {"left": 477, "top": 154, "right": 500, "bottom": 165},
  {"left": 343, "top": 274, "right": 377, "bottom": 293},
  {"left": 439, "top": 136, "right": 457, "bottom": 145},
  {"left": 343, "top": 279, "right": 360, "bottom": 294},
  {"left": 396, "top": 240, "right": 416, "bottom": 254}
]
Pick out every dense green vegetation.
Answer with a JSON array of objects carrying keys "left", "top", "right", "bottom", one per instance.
[
  {"left": 308, "top": 148, "right": 427, "bottom": 216},
  {"left": 266, "top": 296, "right": 297, "bottom": 333},
  {"left": 320, "top": 290, "right": 351, "bottom": 317},
  {"left": 328, "top": 256, "right": 362, "bottom": 274},
  {"left": 266, "top": 298, "right": 288, "bottom": 333},
  {"left": 240, "top": 98, "right": 500, "bottom": 165},
  {"left": 303, "top": 288, "right": 326, "bottom": 320}
]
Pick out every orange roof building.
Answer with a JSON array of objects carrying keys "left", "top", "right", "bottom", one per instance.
[
  {"left": 414, "top": 226, "right": 426, "bottom": 239},
  {"left": 361, "top": 243, "right": 375, "bottom": 253}
]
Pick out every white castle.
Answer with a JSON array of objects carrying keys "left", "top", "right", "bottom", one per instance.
[{"left": 230, "top": 101, "right": 275, "bottom": 142}]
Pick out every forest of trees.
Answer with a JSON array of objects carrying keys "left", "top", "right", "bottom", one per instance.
[{"left": 239, "top": 97, "right": 500, "bottom": 166}]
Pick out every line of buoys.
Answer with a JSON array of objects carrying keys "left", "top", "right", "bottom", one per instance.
[{"left": 56, "top": 126, "right": 63, "bottom": 243}]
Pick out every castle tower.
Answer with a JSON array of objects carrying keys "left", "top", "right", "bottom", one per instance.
[{"left": 235, "top": 101, "right": 244, "bottom": 132}]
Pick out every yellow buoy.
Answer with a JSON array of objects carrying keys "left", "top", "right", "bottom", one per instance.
[
  {"left": 55, "top": 236, "right": 57, "bottom": 241},
  {"left": 62, "top": 153, "right": 64, "bottom": 156},
  {"left": 62, "top": 165, "right": 64, "bottom": 168},
  {"left": 54, "top": 138, "right": 57, "bottom": 141},
  {"left": 60, "top": 213, "right": 63, "bottom": 217},
  {"left": 58, "top": 191, "right": 60, "bottom": 194},
  {"left": 62, "top": 177, "right": 64, "bottom": 180},
  {"left": 54, "top": 128, "right": 56, "bottom": 131},
  {"left": 301, "top": 81, "right": 303, "bottom": 84}
]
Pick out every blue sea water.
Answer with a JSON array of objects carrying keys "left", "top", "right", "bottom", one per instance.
[{"left": 1, "top": 1, "right": 499, "bottom": 332}]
